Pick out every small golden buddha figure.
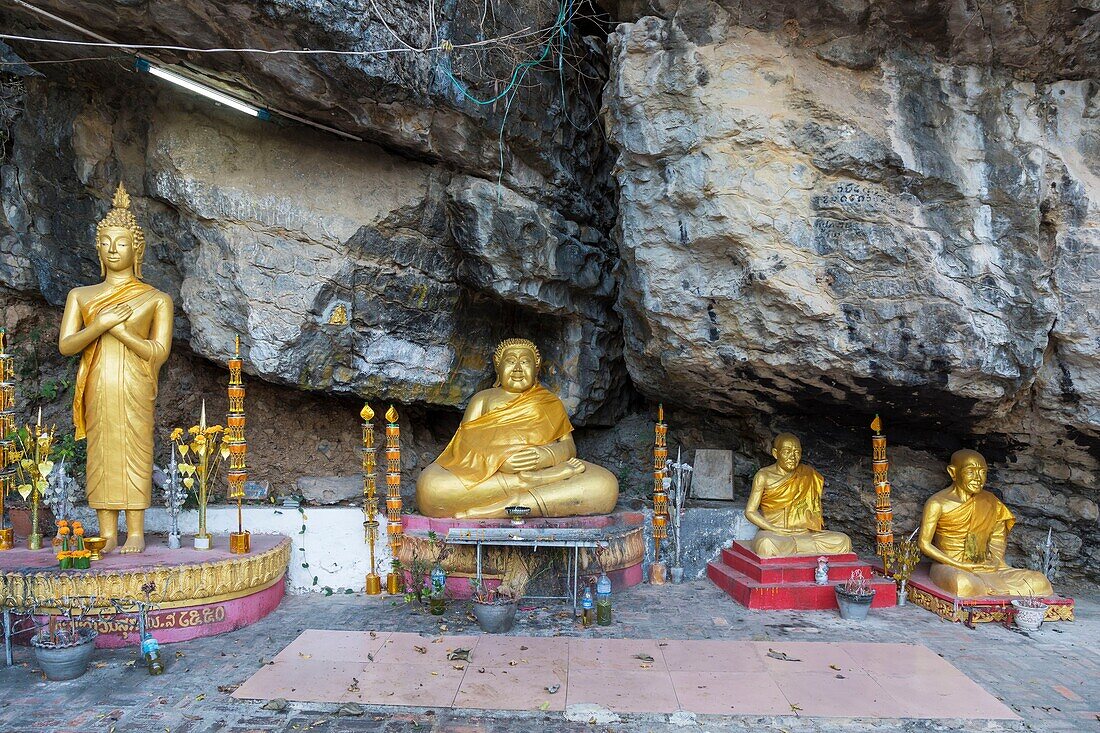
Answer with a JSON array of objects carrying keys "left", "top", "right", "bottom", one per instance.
[
  {"left": 744, "top": 433, "right": 852, "bottom": 557},
  {"left": 918, "top": 449, "right": 1053, "bottom": 598},
  {"left": 416, "top": 338, "right": 618, "bottom": 519},
  {"left": 58, "top": 184, "right": 174, "bottom": 554}
]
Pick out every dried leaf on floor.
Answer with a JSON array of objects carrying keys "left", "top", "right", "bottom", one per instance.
[
  {"left": 347, "top": 677, "right": 360, "bottom": 693},
  {"left": 452, "top": 664, "right": 466, "bottom": 670},
  {"left": 508, "top": 660, "right": 518, "bottom": 667},
  {"left": 262, "top": 698, "right": 289, "bottom": 711},
  {"left": 194, "top": 694, "right": 205, "bottom": 702},
  {"left": 447, "top": 648, "right": 471, "bottom": 661},
  {"left": 298, "top": 653, "right": 312, "bottom": 659},
  {"left": 539, "top": 701, "right": 550, "bottom": 711},
  {"left": 767, "top": 649, "right": 801, "bottom": 662},
  {"left": 367, "top": 653, "right": 374, "bottom": 662},
  {"left": 217, "top": 684, "right": 240, "bottom": 694},
  {"left": 369, "top": 631, "right": 378, "bottom": 639},
  {"left": 632, "top": 654, "right": 655, "bottom": 662},
  {"left": 829, "top": 664, "right": 841, "bottom": 670},
  {"left": 789, "top": 703, "right": 802, "bottom": 712},
  {"left": 414, "top": 645, "right": 427, "bottom": 654},
  {"left": 546, "top": 684, "right": 560, "bottom": 694}
]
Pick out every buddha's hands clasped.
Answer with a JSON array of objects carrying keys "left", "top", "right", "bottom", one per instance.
[
  {"left": 95, "top": 303, "right": 133, "bottom": 332},
  {"left": 502, "top": 446, "right": 546, "bottom": 473}
]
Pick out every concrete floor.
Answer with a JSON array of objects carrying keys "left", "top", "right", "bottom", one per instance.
[{"left": 0, "top": 578, "right": 1096, "bottom": 733}]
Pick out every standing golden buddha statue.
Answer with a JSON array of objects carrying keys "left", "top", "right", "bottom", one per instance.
[
  {"left": 58, "top": 184, "right": 174, "bottom": 554},
  {"left": 744, "top": 433, "right": 852, "bottom": 557},
  {"left": 918, "top": 449, "right": 1053, "bottom": 598},
  {"left": 416, "top": 338, "right": 618, "bottom": 519}
]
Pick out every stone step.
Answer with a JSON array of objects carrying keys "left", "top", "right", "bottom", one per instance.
[
  {"left": 707, "top": 561, "right": 896, "bottom": 611},
  {"left": 720, "top": 547, "right": 875, "bottom": 584}
]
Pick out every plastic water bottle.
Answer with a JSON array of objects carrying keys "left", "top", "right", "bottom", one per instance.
[
  {"left": 142, "top": 634, "right": 164, "bottom": 675},
  {"left": 596, "top": 572, "right": 612, "bottom": 626},
  {"left": 581, "top": 586, "right": 595, "bottom": 627}
]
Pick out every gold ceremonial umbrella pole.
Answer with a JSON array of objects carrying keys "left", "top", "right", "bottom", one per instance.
[{"left": 362, "top": 404, "right": 381, "bottom": 595}]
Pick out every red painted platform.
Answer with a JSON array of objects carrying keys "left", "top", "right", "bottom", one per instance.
[
  {"left": 708, "top": 541, "right": 895, "bottom": 610},
  {"left": 898, "top": 562, "right": 1074, "bottom": 624}
]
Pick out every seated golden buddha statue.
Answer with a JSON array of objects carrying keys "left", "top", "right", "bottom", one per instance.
[
  {"left": 416, "top": 338, "right": 618, "bottom": 519},
  {"left": 918, "top": 449, "right": 1053, "bottom": 598},
  {"left": 744, "top": 433, "right": 852, "bottom": 557}
]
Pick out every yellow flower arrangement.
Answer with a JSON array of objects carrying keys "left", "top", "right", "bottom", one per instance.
[{"left": 169, "top": 404, "right": 230, "bottom": 543}]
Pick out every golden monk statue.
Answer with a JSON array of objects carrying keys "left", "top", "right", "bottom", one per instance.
[
  {"left": 58, "top": 184, "right": 174, "bottom": 554},
  {"left": 416, "top": 338, "right": 618, "bottom": 519},
  {"left": 918, "top": 449, "right": 1053, "bottom": 598},
  {"left": 744, "top": 433, "right": 852, "bottom": 557}
]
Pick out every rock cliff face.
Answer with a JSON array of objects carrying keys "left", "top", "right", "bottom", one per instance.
[
  {"left": 1, "top": 0, "right": 1097, "bottom": 581},
  {"left": 603, "top": 0, "right": 1099, "bottom": 580}
]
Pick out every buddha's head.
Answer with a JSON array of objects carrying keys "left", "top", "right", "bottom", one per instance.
[
  {"left": 947, "top": 449, "right": 987, "bottom": 497},
  {"left": 772, "top": 433, "right": 802, "bottom": 472},
  {"left": 95, "top": 183, "right": 146, "bottom": 279},
  {"left": 492, "top": 338, "right": 541, "bottom": 393}
]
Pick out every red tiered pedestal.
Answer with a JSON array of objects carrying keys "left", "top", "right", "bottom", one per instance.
[{"left": 707, "top": 541, "right": 895, "bottom": 610}]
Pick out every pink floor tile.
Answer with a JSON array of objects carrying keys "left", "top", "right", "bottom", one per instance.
[
  {"left": 837, "top": 642, "right": 948, "bottom": 676},
  {"left": 671, "top": 671, "right": 790, "bottom": 715},
  {"left": 454, "top": 664, "right": 569, "bottom": 711},
  {"left": 568, "top": 638, "right": 667, "bottom": 671},
  {"left": 232, "top": 659, "right": 365, "bottom": 703},
  {"left": 754, "top": 641, "right": 859, "bottom": 674},
  {"left": 342, "top": 661, "right": 467, "bottom": 708},
  {"left": 471, "top": 636, "right": 569, "bottom": 668},
  {"left": 273, "top": 629, "right": 391, "bottom": 663},
  {"left": 874, "top": 667, "right": 1021, "bottom": 720},
  {"left": 771, "top": 671, "right": 910, "bottom": 718},
  {"left": 372, "top": 632, "right": 481, "bottom": 665},
  {"left": 567, "top": 668, "right": 679, "bottom": 713},
  {"left": 659, "top": 640, "right": 767, "bottom": 672}
]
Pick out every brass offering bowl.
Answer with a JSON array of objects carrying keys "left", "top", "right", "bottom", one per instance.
[
  {"left": 85, "top": 536, "right": 107, "bottom": 561},
  {"left": 505, "top": 505, "right": 531, "bottom": 527}
]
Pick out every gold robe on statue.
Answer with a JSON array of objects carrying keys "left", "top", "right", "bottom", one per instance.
[
  {"left": 751, "top": 464, "right": 852, "bottom": 557},
  {"left": 929, "top": 491, "right": 1053, "bottom": 597},
  {"left": 437, "top": 385, "right": 572, "bottom": 489},
  {"left": 74, "top": 281, "right": 159, "bottom": 510}
]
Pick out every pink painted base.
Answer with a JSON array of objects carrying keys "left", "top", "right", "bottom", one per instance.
[
  {"left": 402, "top": 512, "right": 645, "bottom": 600},
  {"left": 402, "top": 511, "right": 645, "bottom": 532},
  {"left": 3, "top": 535, "right": 290, "bottom": 648},
  {"left": 22, "top": 580, "right": 286, "bottom": 648}
]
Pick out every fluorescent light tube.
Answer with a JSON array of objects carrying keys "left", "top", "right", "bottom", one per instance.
[{"left": 136, "top": 59, "right": 270, "bottom": 120}]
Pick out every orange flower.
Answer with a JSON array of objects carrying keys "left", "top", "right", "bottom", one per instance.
[
  {"left": 57, "top": 520, "right": 69, "bottom": 527},
  {"left": 74, "top": 526, "right": 85, "bottom": 537},
  {"left": 58, "top": 526, "right": 70, "bottom": 536}
]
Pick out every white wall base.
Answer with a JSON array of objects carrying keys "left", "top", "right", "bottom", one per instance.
[{"left": 69, "top": 504, "right": 392, "bottom": 595}]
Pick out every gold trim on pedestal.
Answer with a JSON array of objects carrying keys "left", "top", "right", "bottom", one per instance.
[
  {"left": 2, "top": 538, "right": 290, "bottom": 611},
  {"left": 907, "top": 583, "right": 1075, "bottom": 623}
]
